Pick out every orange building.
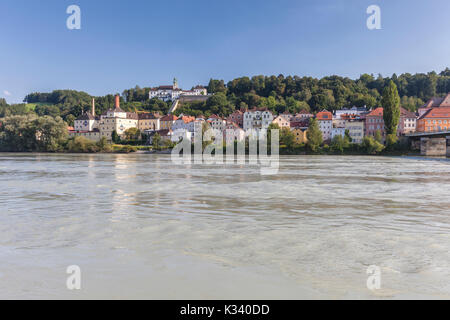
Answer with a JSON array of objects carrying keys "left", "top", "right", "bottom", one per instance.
[
  {"left": 417, "top": 106, "right": 450, "bottom": 132},
  {"left": 418, "top": 93, "right": 450, "bottom": 117}
]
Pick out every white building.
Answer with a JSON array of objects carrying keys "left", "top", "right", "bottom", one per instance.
[
  {"left": 224, "top": 122, "right": 245, "bottom": 143},
  {"left": 74, "top": 98, "right": 99, "bottom": 132},
  {"left": 331, "top": 126, "right": 346, "bottom": 140},
  {"left": 316, "top": 110, "right": 333, "bottom": 141},
  {"left": 243, "top": 108, "right": 274, "bottom": 131},
  {"left": 208, "top": 115, "right": 227, "bottom": 134},
  {"left": 149, "top": 78, "right": 208, "bottom": 102},
  {"left": 99, "top": 95, "right": 138, "bottom": 140},
  {"left": 74, "top": 112, "right": 99, "bottom": 132}
]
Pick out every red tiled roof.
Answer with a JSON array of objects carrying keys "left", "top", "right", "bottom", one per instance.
[
  {"left": 419, "top": 106, "right": 450, "bottom": 119},
  {"left": 400, "top": 107, "right": 417, "bottom": 118},
  {"left": 160, "top": 114, "right": 178, "bottom": 121},
  {"left": 179, "top": 116, "right": 195, "bottom": 123},
  {"left": 366, "top": 107, "right": 383, "bottom": 117},
  {"left": 420, "top": 93, "right": 450, "bottom": 109},
  {"left": 138, "top": 112, "right": 161, "bottom": 120},
  {"left": 290, "top": 119, "right": 310, "bottom": 128},
  {"left": 316, "top": 110, "right": 333, "bottom": 120}
]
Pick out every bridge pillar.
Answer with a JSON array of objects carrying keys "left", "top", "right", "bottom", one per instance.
[
  {"left": 447, "top": 136, "right": 450, "bottom": 157},
  {"left": 421, "top": 137, "right": 447, "bottom": 156}
]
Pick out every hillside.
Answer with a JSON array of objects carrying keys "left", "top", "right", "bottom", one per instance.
[{"left": 1, "top": 68, "right": 449, "bottom": 123}]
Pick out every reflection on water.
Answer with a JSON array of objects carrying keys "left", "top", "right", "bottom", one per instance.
[{"left": 0, "top": 153, "right": 449, "bottom": 299}]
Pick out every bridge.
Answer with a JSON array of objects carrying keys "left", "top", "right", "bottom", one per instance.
[{"left": 406, "top": 131, "right": 450, "bottom": 157}]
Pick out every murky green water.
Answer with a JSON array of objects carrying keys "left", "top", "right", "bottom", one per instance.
[{"left": 0, "top": 154, "right": 449, "bottom": 299}]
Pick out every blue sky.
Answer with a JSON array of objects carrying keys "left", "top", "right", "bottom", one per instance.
[{"left": 0, "top": 0, "right": 449, "bottom": 103}]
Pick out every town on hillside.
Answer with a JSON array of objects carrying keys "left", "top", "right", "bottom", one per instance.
[{"left": 68, "top": 79, "right": 450, "bottom": 153}]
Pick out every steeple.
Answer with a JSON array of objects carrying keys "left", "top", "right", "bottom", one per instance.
[{"left": 173, "top": 78, "right": 178, "bottom": 89}]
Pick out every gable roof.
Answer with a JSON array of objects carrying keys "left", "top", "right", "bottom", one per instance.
[
  {"left": 400, "top": 107, "right": 417, "bottom": 119},
  {"left": 421, "top": 93, "right": 450, "bottom": 109},
  {"left": 76, "top": 112, "right": 96, "bottom": 121},
  {"left": 366, "top": 107, "right": 383, "bottom": 117},
  {"left": 419, "top": 106, "right": 450, "bottom": 120},
  {"left": 160, "top": 114, "right": 178, "bottom": 122},
  {"left": 316, "top": 110, "right": 333, "bottom": 120}
]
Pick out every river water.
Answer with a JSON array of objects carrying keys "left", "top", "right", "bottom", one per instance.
[{"left": 0, "top": 154, "right": 449, "bottom": 299}]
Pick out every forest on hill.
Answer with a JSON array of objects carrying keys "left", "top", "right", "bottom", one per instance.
[{"left": 1, "top": 68, "right": 449, "bottom": 125}]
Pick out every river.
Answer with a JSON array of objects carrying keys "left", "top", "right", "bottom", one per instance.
[{"left": 0, "top": 154, "right": 449, "bottom": 299}]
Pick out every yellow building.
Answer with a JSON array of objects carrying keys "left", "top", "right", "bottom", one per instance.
[
  {"left": 292, "top": 128, "right": 308, "bottom": 144},
  {"left": 138, "top": 112, "right": 161, "bottom": 131},
  {"left": 272, "top": 115, "right": 291, "bottom": 128},
  {"left": 160, "top": 114, "right": 179, "bottom": 130}
]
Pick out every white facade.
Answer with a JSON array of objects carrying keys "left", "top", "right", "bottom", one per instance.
[
  {"left": 224, "top": 123, "right": 245, "bottom": 143},
  {"left": 149, "top": 79, "right": 207, "bottom": 102},
  {"left": 243, "top": 109, "right": 274, "bottom": 131},
  {"left": 272, "top": 115, "right": 291, "bottom": 128},
  {"left": 209, "top": 117, "right": 227, "bottom": 133},
  {"left": 318, "top": 120, "right": 332, "bottom": 141},
  {"left": 99, "top": 108, "right": 138, "bottom": 140},
  {"left": 74, "top": 114, "right": 98, "bottom": 132},
  {"left": 331, "top": 127, "right": 346, "bottom": 140}
]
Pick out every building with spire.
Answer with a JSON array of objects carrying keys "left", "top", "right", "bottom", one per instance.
[
  {"left": 98, "top": 95, "right": 138, "bottom": 141},
  {"left": 148, "top": 79, "right": 207, "bottom": 102},
  {"left": 69, "top": 98, "right": 101, "bottom": 141}
]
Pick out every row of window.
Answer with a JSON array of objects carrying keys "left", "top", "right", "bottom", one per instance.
[{"left": 427, "top": 119, "right": 449, "bottom": 124}]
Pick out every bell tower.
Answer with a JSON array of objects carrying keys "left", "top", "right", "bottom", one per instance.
[{"left": 173, "top": 78, "right": 178, "bottom": 89}]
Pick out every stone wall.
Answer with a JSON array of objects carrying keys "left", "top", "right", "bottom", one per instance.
[{"left": 420, "top": 137, "right": 447, "bottom": 156}]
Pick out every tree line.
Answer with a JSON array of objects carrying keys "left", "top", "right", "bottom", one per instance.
[{"left": 1, "top": 68, "right": 449, "bottom": 125}]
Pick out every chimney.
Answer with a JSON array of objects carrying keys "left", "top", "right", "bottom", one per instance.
[
  {"left": 115, "top": 95, "right": 120, "bottom": 109},
  {"left": 91, "top": 98, "right": 95, "bottom": 116}
]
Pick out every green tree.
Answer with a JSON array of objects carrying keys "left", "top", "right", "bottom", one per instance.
[
  {"left": 381, "top": 81, "right": 400, "bottom": 144},
  {"left": 67, "top": 136, "right": 99, "bottom": 153},
  {"left": 374, "top": 130, "right": 383, "bottom": 143},
  {"left": 0, "top": 115, "right": 38, "bottom": 151},
  {"left": 66, "top": 114, "right": 76, "bottom": 127},
  {"left": 96, "top": 137, "right": 112, "bottom": 152},
  {"left": 331, "top": 135, "right": 345, "bottom": 154},
  {"left": 112, "top": 130, "right": 120, "bottom": 143},
  {"left": 344, "top": 129, "right": 352, "bottom": 143},
  {"left": 152, "top": 133, "right": 161, "bottom": 149},
  {"left": 363, "top": 136, "right": 385, "bottom": 155},
  {"left": 306, "top": 118, "right": 323, "bottom": 152},
  {"left": 32, "top": 116, "right": 68, "bottom": 152},
  {"left": 123, "top": 127, "right": 141, "bottom": 140},
  {"left": 0, "top": 115, "right": 67, "bottom": 152},
  {"left": 280, "top": 127, "right": 295, "bottom": 149}
]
